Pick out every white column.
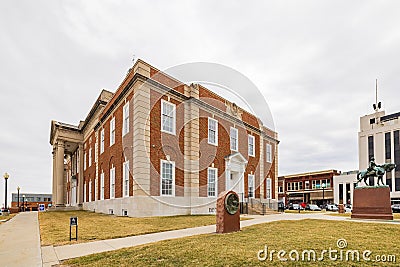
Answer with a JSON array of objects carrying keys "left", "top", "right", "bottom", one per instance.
[
  {"left": 56, "top": 140, "right": 65, "bottom": 206},
  {"left": 52, "top": 146, "right": 57, "bottom": 206},
  {"left": 77, "top": 144, "right": 84, "bottom": 205}
]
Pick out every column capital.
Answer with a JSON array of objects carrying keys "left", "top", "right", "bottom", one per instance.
[{"left": 56, "top": 140, "right": 65, "bottom": 148}]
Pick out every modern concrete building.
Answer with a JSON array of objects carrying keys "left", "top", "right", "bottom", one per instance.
[
  {"left": 333, "top": 170, "right": 358, "bottom": 205},
  {"left": 359, "top": 110, "right": 400, "bottom": 204},
  {"left": 279, "top": 170, "right": 339, "bottom": 206},
  {"left": 49, "top": 59, "right": 279, "bottom": 217}
]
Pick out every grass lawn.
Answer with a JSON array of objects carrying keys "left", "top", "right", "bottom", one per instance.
[
  {"left": 0, "top": 213, "right": 16, "bottom": 223},
  {"left": 64, "top": 219, "right": 400, "bottom": 266},
  {"left": 39, "top": 211, "right": 250, "bottom": 246}
]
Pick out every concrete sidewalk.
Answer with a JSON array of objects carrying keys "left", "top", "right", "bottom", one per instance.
[
  {"left": 41, "top": 212, "right": 400, "bottom": 266},
  {"left": 0, "top": 212, "right": 42, "bottom": 267}
]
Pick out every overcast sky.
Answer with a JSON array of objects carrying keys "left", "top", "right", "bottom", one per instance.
[{"left": 1, "top": 1, "right": 400, "bottom": 202}]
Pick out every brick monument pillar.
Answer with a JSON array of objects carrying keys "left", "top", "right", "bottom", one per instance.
[
  {"left": 351, "top": 186, "right": 393, "bottom": 220},
  {"left": 216, "top": 191, "right": 240, "bottom": 233}
]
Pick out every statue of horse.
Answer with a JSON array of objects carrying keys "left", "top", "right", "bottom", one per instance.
[{"left": 356, "top": 163, "right": 396, "bottom": 186}]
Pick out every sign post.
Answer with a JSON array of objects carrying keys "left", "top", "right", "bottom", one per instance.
[{"left": 69, "top": 217, "right": 78, "bottom": 241}]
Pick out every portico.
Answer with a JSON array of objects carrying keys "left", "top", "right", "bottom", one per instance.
[
  {"left": 50, "top": 121, "right": 83, "bottom": 207},
  {"left": 225, "top": 152, "right": 248, "bottom": 201}
]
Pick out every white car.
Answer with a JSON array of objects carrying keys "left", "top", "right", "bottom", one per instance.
[
  {"left": 345, "top": 205, "right": 352, "bottom": 213},
  {"left": 326, "top": 204, "right": 338, "bottom": 211}
]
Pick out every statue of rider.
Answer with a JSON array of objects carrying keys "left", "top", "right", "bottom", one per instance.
[{"left": 367, "top": 157, "right": 378, "bottom": 176}]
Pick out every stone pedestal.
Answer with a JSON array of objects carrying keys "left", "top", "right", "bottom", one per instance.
[
  {"left": 216, "top": 191, "right": 240, "bottom": 233},
  {"left": 351, "top": 186, "right": 393, "bottom": 220}
]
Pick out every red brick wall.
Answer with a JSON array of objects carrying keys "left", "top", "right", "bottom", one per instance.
[
  {"left": 150, "top": 68, "right": 185, "bottom": 95},
  {"left": 198, "top": 109, "right": 263, "bottom": 198},
  {"left": 97, "top": 91, "right": 134, "bottom": 200},
  {"left": 149, "top": 90, "right": 185, "bottom": 197}
]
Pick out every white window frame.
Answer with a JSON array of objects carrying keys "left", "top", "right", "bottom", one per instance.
[
  {"left": 208, "top": 117, "right": 218, "bottom": 146},
  {"left": 248, "top": 135, "right": 255, "bottom": 157},
  {"left": 230, "top": 127, "right": 238, "bottom": 151},
  {"left": 266, "top": 178, "right": 272, "bottom": 199},
  {"left": 95, "top": 177, "right": 98, "bottom": 201},
  {"left": 110, "top": 166, "right": 115, "bottom": 199},
  {"left": 161, "top": 100, "right": 176, "bottom": 135},
  {"left": 160, "top": 159, "right": 175, "bottom": 196},
  {"left": 248, "top": 174, "right": 255, "bottom": 198},
  {"left": 88, "top": 147, "right": 92, "bottom": 167},
  {"left": 123, "top": 160, "right": 130, "bottom": 197},
  {"left": 88, "top": 180, "right": 92, "bottom": 202},
  {"left": 100, "top": 171, "right": 104, "bottom": 200},
  {"left": 207, "top": 167, "right": 218, "bottom": 197},
  {"left": 110, "top": 117, "right": 115, "bottom": 146},
  {"left": 123, "top": 102, "right": 129, "bottom": 136},
  {"left": 84, "top": 152, "right": 87, "bottom": 170},
  {"left": 100, "top": 129, "right": 105, "bottom": 154},
  {"left": 266, "top": 144, "right": 272, "bottom": 163},
  {"left": 84, "top": 182, "right": 86, "bottom": 202}
]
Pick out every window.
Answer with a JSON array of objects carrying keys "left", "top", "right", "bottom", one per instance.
[
  {"left": 248, "top": 174, "right": 255, "bottom": 198},
  {"left": 161, "top": 160, "right": 175, "bottom": 196},
  {"left": 123, "top": 161, "right": 129, "bottom": 197},
  {"left": 230, "top": 127, "right": 238, "bottom": 151},
  {"left": 266, "top": 178, "right": 272, "bottom": 199},
  {"left": 100, "top": 171, "right": 104, "bottom": 200},
  {"left": 88, "top": 147, "right": 92, "bottom": 167},
  {"left": 207, "top": 168, "right": 217, "bottom": 197},
  {"left": 266, "top": 144, "right": 272, "bottom": 163},
  {"left": 312, "top": 180, "right": 316, "bottom": 189},
  {"left": 110, "top": 166, "right": 115, "bottom": 199},
  {"left": 287, "top": 183, "right": 291, "bottom": 191},
  {"left": 100, "top": 129, "right": 104, "bottom": 153},
  {"left": 123, "top": 102, "right": 129, "bottom": 136},
  {"left": 88, "top": 181, "right": 92, "bottom": 202},
  {"left": 299, "top": 181, "right": 303, "bottom": 190},
  {"left": 161, "top": 100, "right": 176, "bottom": 135},
  {"left": 110, "top": 117, "right": 115, "bottom": 146},
  {"left": 208, "top": 118, "right": 218, "bottom": 145},
  {"left": 385, "top": 132, "right": 392, "bottom": 160},
  {"left": 368, "top": 135, "right": 374, "bottom": 161},
  {"left": 84, "top": 152, "right": 87, "bottom": 170},
  {"left": 84, "top": 182, "right": 86, "bottom": 202},
  {"left": 278, "top": 186, "right": 283, "bottom": 193},
  {"left": 248, "top": 135, "right": 255, "bottom": 157}
]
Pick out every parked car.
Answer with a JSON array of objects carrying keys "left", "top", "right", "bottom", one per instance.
[
  {"left": 345, "top": 204, "right": 352, "bottom": 213},
  {"left": 392, "top": 204, "right": 400, "bottom": 213},
  {"left": 326, "top": 204, "right": 339, "bottom": 211},
  {"left": 306, "top": 204, "right": 322, "bottom": 211}
]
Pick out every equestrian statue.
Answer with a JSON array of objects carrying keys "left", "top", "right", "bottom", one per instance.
[{"left": 356, "top": 157, "right": 396, "bottom": 186}]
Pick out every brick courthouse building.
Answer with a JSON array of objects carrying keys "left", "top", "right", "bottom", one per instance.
[{"left": 49, "top": 59, "right": 279, "bottom": 217}]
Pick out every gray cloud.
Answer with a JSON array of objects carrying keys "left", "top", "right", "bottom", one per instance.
[{"left": 1, "top": 0, "right": 400, "bottom": 203}]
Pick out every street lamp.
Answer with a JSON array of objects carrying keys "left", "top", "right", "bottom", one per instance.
[
  {"left": 322, "top": 182, "right": 326, "bottom": 207},
  {"left": 3, "top": 173, "right": 9, "bottom": 212},
  {"left": 17, "top": 186, "right": 20, "bottom": 210}
]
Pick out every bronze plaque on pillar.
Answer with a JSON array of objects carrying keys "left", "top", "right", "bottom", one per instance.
[{"left": 216, "top": 191, "right": 240, "bottom": 233}]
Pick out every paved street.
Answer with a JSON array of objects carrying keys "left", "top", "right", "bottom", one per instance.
[{"left": 0, "top": 212, "right": 42, "bottom": 267}]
